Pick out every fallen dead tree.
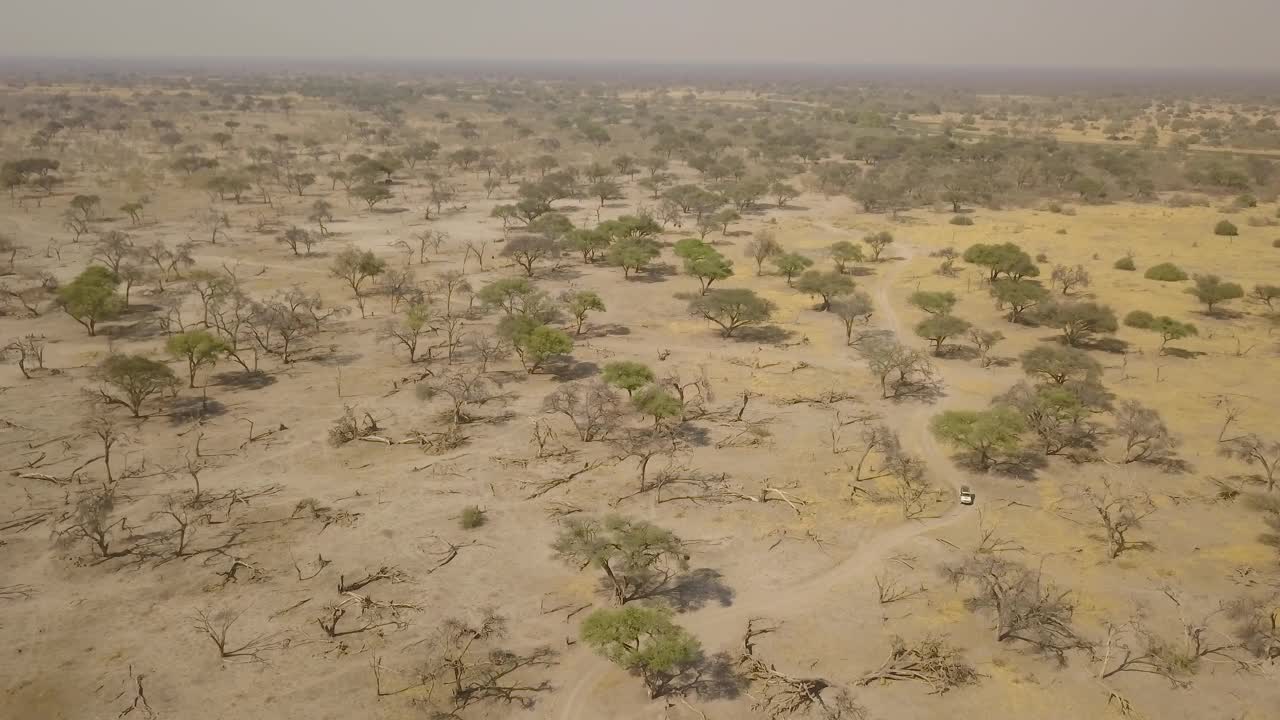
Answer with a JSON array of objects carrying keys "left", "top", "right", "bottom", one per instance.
[{"left": 858, "top": 635, "right": 979, "bottom": 694}]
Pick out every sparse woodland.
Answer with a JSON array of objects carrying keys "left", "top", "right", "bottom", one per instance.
[{"left": 1, "top": 66, "right": 1279, "bottom": 720}]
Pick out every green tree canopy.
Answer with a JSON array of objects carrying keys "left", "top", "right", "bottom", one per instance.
[
  {"left": 166, "top": 329, "right": 229, "bottom": 387},
  {"left": 771, "top": 252, "right": 814, "bottom": 285},
  {"left": 915, "top": 314, "right": 972, "bottom": 355},
  {"left": 96, "top": 354, "right": 177, "bottom": 417},
  {"left": 794, "top": 270, "right": 856, "bottom": 311},
  {"left": 829, "top": 240, "right": 865, "bottom": 273},
  {"left": 607, "top": 238, "right": 662, "bottom": 277},
  {"left": 908, "top": 290, "right": 958, "bottom": 315},
  {"left": 580, "top": 605, "right": 701, "bottom": 698},
  {"left": 688, "top": 288, "right": 776, "bottom": 337},
  {"left": 57, "top": 266, "right": 123, "bottom": 336},
  {"left": 1019, "top": 345, "right": 1101, "bottom": 385},
  {"left": 602, "top": 361, "right": 655, "bottom": 397},
  {"left": 1185, "top": 274, "right": 1244, "bottom": 314},
  {"left": 930, "top": 407, "right": 1026, "bottom": 470},
  {"left": 991, "top": 279, "right": 1049, "bottom": 322},
  {"left": 964, "top": 242, "right": 1040, "bottom": 282}
]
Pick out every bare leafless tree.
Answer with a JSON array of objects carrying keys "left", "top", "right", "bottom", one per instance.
[
  {"left": 419, "top": 371, "right": 505, "bottom": 425},
  {"left": 372, "top": 610, "right": 557, "bottom": 715},
  {"left": 543, "top": 380, "right": 623, "bottom": 442},
  {"left": 2, "top": 334, "right": 45, "bottom": 378},
  {"left": 1218, "top": 409, "right": 1280, "bottom": 492},
  {"left": 191, "top": 608, "right": 279, "bottom": 661},
  {"left": 1075, "top": 477, "right": 1156, "bottom": 559},
  {"left": 1113, "top": 400, "right": 1179, "bottom": 465},
  {"left": 1098, "top": 595, "right": 1249, "bottom": 686}
]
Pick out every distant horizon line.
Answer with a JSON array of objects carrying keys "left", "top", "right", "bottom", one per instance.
[{"left": 1, "top": 55, "right": 1278, "bottom": 77}]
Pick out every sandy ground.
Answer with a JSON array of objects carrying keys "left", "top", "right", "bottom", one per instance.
[{"left": 2, "top": 91, "right": 1279, "bottom": 720}]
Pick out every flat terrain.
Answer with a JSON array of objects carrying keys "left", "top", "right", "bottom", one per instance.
[{"left": 1, "top": 76, "right": 1278, "bottom": 720}]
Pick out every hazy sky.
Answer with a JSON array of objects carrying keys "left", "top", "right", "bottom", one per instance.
[{"left": 3, "top": 0, "right": 1279, "bottom": 70}]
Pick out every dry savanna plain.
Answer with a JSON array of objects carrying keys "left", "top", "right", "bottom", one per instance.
[{"left": 1, "top": 69, "right": 1279, "bottom": 720}]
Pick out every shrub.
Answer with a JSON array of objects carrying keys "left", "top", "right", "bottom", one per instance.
[
  {"left": 1035, "top": 253, "right": 1049, "bottom": 263},
  {"left": 1214, "top": 220, "right": 1239, "bottom": 237},
  {"left": 1124, "top": 310, "right": 1155, "bottom": 328},
  {"left": 949, "top": 215, "right": 974, "bottom": 226},
  {"left": 1047, "top": 202, "right": 1063, "bottom": 214},
  {"left": 1169, "top": 194, "right": 1210, "bottom": 208},
  {"left": 1273, "top": 239, "right": 1280, "bottom": 248},
  {"left": 1113, "top": 255, "right": 1136, "bottom": 271},
  {"left": 460, "top": 505, "right": 486, "bottom": 529},
  {"left": 1144, "top": 263, "right": 1188, "bottom": 282},
  {"left": 1235, "top": 194, "right": 1258, "bottom": 208}
]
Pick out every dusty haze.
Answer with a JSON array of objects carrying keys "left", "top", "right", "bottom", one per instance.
[{"left": 3, "top": 0, "right": 1280, "bottom": 70}]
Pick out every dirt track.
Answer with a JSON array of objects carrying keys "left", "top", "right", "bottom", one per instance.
[{"left": 553, "top": 240, "right": 981, "bottom": 720}]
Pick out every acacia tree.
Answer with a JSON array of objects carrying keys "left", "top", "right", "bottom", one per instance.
[
  {"left": 166, "top": 330, "right": 229, "bottom": 387},
  {"left": 1036, "top": 302, "right": 1118, "bottom": 347},
  {"left": 829, "top": 240, "right": 864, "bottom": 273},
  {"left": 1019, "top": 345, "right": 1101, "bottom": 385},
  {"left": 795, "top": 270, "right": 855, "bottom": 311},
  {"left": 57, "top": 266, "right": 123, "bottom": 336},
  {"left": 908, "top": 290, "right": 956, "bottom": 316},
  {"left": 580, "top": 606, "right": 701, "bottom": 698},
  {"left": 991, "top": 279, "right": 1049, "bottom": 323},
  {"left": 915, "top": 315, "right": 971, "bottom": 355},
  {"left": 559, "top": 290, "right": 605, "bottom": 335},
  {"left": 330, "top": 247, "right": 386, "bottom": 317},
  {"left": 930, "top": 407, "right": 1025, "bottom": 470},
  {"left": 502, "top": 235, "right": 560, "bottom": 276},
  {"left": 688, "top": 288, "right": 776, "bottom": 337},
  {"left": 96, "top": 354, "right": 177, "bottom": 417},
  {"left": 964, "top": 243, "right": 1039, "bottom": 282},
  {"left": 1000, "top": 382, "right": 1100, "bottom": 457},
  {"left": 70, "top": 193, "right": 101, "bottom": 221},
  {"left": 308, "top": 199, "right": 333, "bottom": 236},
  {"left": 602, "top": 361, "right": 655, "bottom": 397},
  {"left": 606, "top": 238, "right": 662, "bottom": 278},
  {"left": 1124, "top": 312, "right": 1197, "bottom": 354},
  {"left": 772, "top": 253, "right": 814, "bottom": 286},
  {"left": 632, "top": 386, "right": 683, "bottom": 428},
  {"left": 1185, "top": 274, "right": 1244, "bottom": 315},
  {"left": 380, "top": 302, "right": 434, "bottom": 363},
  {"left": 351, "top": 183, "right": 393, "bottom": 210},
  {"left": 553, "top": 515, "right": 689, "bottom": 605},
  {"left": 277, "top": 226, "right": 313, "bottom": 256},
  {"left": 498, "top": 316, "right": 572, "bottom": 372},
  {"left": 862, "top": 337, "right": 938, "bottom": 399},
  {"left": 864, "top": 231, "right": 894, "bottom": 261},
  {"left": 684, "top": 250, "right": 735, "bottom": 294},
  {"left": 831, "top": 293, "right": 875, "bottom": 344}
]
